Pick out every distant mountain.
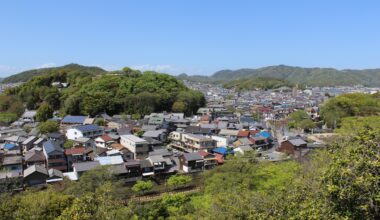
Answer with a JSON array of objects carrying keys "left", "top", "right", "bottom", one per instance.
[
  {"left": 2, "top": 63, "right": 107, "bottom": 83},
  {"left": 223, "top": 77, "right": 295, "bottom": 91},
  {"left": 176, "top": 73, "right": 217, "bottom": 83},
  {"left": 183, "top": 65, "right": 380, "bottom": 87}
]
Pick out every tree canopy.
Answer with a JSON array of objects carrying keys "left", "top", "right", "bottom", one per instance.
[
  {"left": 320, "top": 93, "right": 380, "bottom": 128},
  {"left": 6, "top": 67, "right": 205, "bottom": 117}
]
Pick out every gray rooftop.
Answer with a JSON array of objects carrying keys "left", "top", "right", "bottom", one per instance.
[
  {"left": 183, "top": 152, "right": 203, "bottom": 161},
  {"left": 23, "top": 165, "right": 48, "bottom": 178},
  {"left": 288, "top": 138, "right": 307, "bottom": 147},
  {"left": 73, "top": 161, "right": 101, "bottom": 172}
]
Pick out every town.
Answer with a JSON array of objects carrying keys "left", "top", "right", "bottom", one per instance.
[{"left": 0, "top": 80, "right": 378, "bottom": 190}]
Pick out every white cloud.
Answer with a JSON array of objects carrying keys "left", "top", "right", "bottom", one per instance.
[{"left": 39, "top": 63, "right": 56, "bottom": 68}]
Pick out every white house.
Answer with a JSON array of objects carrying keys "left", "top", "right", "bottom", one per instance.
[
  {"left": 94, "top": 134, "right": 114, "bottom": 149},
  {"left": 66, "top": 124, "right": 103, "bottom": 140},
  {"left": 120, "top": 135, "right": 149, "bottom": 159},
  {"left": 211, "top": 135, "right": 228, "bottom": 148}
]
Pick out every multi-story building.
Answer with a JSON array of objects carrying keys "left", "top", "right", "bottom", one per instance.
[{"left": 120, "top": 135, "right": 150, "bottom": 159}]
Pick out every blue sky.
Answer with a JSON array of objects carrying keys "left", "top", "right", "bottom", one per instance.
[{"left": 0, "top": 1, "right": 379, "bottom": 76}]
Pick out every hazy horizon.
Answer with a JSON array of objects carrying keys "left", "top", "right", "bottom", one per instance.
[{"left": 1, "top": 1, "right": 380, "bottom": 77}]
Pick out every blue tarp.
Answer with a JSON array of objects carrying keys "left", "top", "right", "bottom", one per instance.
[
  {"left": 213, "top": 147, "right": 234, "bottom": 156},
  {"left": 258, "top": 131, "right": 271, "bottom": 138},
  {"left": 4, "top": 143, "right": 17, "bottom": 150}
]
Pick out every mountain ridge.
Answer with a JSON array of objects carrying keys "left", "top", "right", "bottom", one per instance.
[
  {"left": 200, "top": 65, "right": 380, "bottom": 86},
  {"left": 1, "top": 63, "right": 107, "bottom": 83}
]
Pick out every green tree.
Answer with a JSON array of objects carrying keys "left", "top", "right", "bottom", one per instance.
[
  {"left": 167, "top": 175, "right": 192, "bottom": 189},
  {"left": 63, "top": 140, "right": 75, "bottom": 149},
  {"left": 38, "top": 120, "right": 59, "bottom": 134},
  {"left": 171, "top": 101, "right": 186, "bottom": 113},
  {"left": 323, "top": 127, "right": 380, "bottom": 219},
  {"left": 132, "top": 180, "right": 153, "bottom": 195},
  {"left": 36, "top": 103, "right": 54, "bottom": 122}
]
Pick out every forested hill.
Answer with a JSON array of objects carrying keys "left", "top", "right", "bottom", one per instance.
[
  {"left": 223, "top": 77, "right": 294, "bottom": 91},
  {"left": 5, "top": 66, "right": 205, "bottom": 117},
  {"left": 2, "top": 64, "right": 107, "bottom": 83},
  {"left": 181, "top": 65, "right": 380, "bottom": 87}
]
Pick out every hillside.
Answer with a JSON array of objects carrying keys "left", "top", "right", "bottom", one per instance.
[
  {"left": 183, "top": 65, "right": 380, "bottom": 87},
  {"left": 2, "top": 64, "right": 107, "bottom": 83},
  {"left": 223, "top": 77, "right": 294, "bottom": 91},
  {"left": 6, "top": 65, "right": 205, "bottom": 117}
]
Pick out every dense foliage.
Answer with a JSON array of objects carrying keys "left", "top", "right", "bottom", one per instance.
[
  {"left": 2, "top": 64, "right": 106, "bottom": 83},
  {"left": 0, "top": 95, "right": 24, "bottom": 123},
  {"left": 6, "top": 65, "right": 205, "bottom": 117},
  {"left": 288, "top": 110, "right": 316, "bottom": 131},
  {"left": 223, "top": 77, "right": 294, "bottom": 91},
  {"left": 320, "top": 93, "right": 380, "bottom": 128},
  {"left": 211, "top": 65, "right": 380, "bottom": 86},
  {"left": 38, "top": 120, "right": 59, "bottom": 134}
]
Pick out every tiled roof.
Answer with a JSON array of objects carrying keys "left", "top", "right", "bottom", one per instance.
[
  {"left": 24, "top": 165, "right": 48, "bottom": 178},
  {"left": 237, "top": 130, "right": 250, "bottom": 137},
  {"left": 43, "top": 140, "right": 64, "bottom": 155},
  {"left": 61, "top": 115, "right": 87, "bottom": 124},
  {"left": 183, "top": 152, "right": 203, "bottom": 161},
  {"left": 25, "top": 149, "right": 46, "bottom": 162},
  {"left": 65, "top": 147, "right": 86, "bottom": 155},
  {"left": 73, "top": 161, "right": 100, "bottom": 172},
  {"left": 72, "top": 124, "right": 103, "bottom": 133},
  {"left": 99, "top": 134, "right": 113, "bottom": 142}
]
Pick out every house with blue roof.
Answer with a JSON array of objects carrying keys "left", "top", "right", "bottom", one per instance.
[
  {"left": 61, "top": 115, "right": 88, "bottom": 125},
  {"left": 42, "top": 140, "right": 67, "bottom": 172},
  {"left": 66, "top": 124, "right": 104, "bottom": 140}
]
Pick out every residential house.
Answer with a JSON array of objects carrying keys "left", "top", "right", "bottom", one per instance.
[
  {"left": 182, "top": 134, "right": 216, "bottom": 152},
  {"left": 218, "top": 129, "right": 239, "bottom": 143},
  {"left": 0, "top": 128, "right": 24, "bottom": 138},
  {"left": 234, "top": 145, "right": 254, "bottom": 155},
  {"left": 140, "top": 159, "right": 154, "bottom": 176},
  {"left": 142, "top": 129, "right": 167, "bottom": 142},
  {"left": 65, "top": 147, "right": 87, "bottom": 171},
  {"left": 42, "top": 140, "right": 67, "bottom": 172},
  {"left": 61, "top": 115, "right": 88, "bottom": 126},
  {"left": 95, "top": 134, "right": 114, "bottom": 149},
  {"left": 110, "top": 143, "right": 134, "bottom": 161},
  {"left": 277, "top": 138, "right": 307, "bottom": 155},
  {"left": 22, "top": 136, "right": 37, "bottom": 152},
  {"left": 95, "top": 155, "right": 124, "bottom": 165},
  {"left": 147, "top": 154, "right": 174, "bottom": 174},
  {"left": 24, "top": 148, "right": 46, "bottom": 167},
  {"left": 66, "top": 124, "right": 103, "bottom": 140},
  {"left": 72, "top": 137, "right": 95, "bottom": 149},
  {"left": 125, "top": 160, "right": 142, "bottom": 182},
  {"left": 197, "top": 151, "right": 217, "bottom": 169},
  {"left": 23, "top": 165, "right": 49, "bottom": 186},
  {"left": 33, "top": 138, "right": 45, "bottom": 148},
  {"left": 120, "top": 135, "right": 150, "bottom": 159},
  {"left": 1, "top": 155, "right": 23, "bottom": 172},
  {"left": 47, "top": 132, "right": 66, "bottom": 145},
  {"left": 72, "top": 161, "right": 101, "bottom": 178},
  {"left": 179, "top": 153, "right": 204, "bottom": 173}
]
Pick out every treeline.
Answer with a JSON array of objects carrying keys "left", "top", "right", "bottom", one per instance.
[
  {"left": 320, "top": 92, "right": 380, "bottom": 128},
  {"left": 6, "top": 66, "right": 205, "bottom": 117},
  {"left": 223, "top": 77, "right": 295, "bottom": 91},
  {"left": 2, "top": 122, "right": 379, "bottom": 219},
  {"left": 0, "top": 95, "right": 25, "bottom": 123}
]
